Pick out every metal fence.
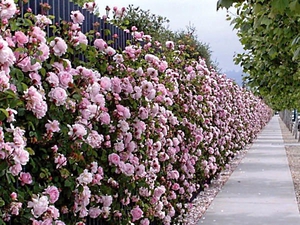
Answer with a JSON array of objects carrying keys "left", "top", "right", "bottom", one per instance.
[
  {"left": 18, "top": 0, "right": 132, "bottom": 50},
  {"left": 279, "top": 109, "right": 300, "bottom": 141}
]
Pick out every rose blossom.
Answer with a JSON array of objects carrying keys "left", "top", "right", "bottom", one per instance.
[
  {"left": 14, "top": 31, "right": 28, "bottom": 46},
  {"left": 108, "top": 153, "right": 120, "bottom": 166},
  {"left": 100, "top": 195, "right": 113, "bottom": 207},
  {"left": 6, "top": 107, "right": 17, "bottom": 122},
  {"left": 28, "top": 195, "right": 49, "bottom": 218},
  {"left": 35, "top": 14, "right": 52, "bottom": 28},
  {"left": 23, "top": 86, "right": 47, "bottom": 119},
  {"left": 13, "top": 147, "right": 29, "bottom": 167},
  {"left": 89, "top": 207, "right": 101, "bottom": 218},
  {"left": 0, "top": 71, "right": 9, "bottom": 91},
  {"left": 130, "top": 206, "right": 143, "bottom": 222},
  {"left": 0, "top": 0, "right": 17, "bottom": 20},
  {"left": 94, "top": 39, "right": 107, "bottom": 51},
  {"left": 77, "top": 169, "right": 93, "bottom": 185},
  {"left": 71, "top": 10, "right": 85, "bottom": 24},
  {"left": 0, "top": 38, "right": 16, "bottom": 66},
  {"left": 54, "top": 153, "right": 67, "bottom": 169},
  {"left": 45, "top": 120, "right": 60, "bottom": 133},
  {"left": 10, "top": 192, "right": 17, "bottom": 200},
  {"left": 83, "top": 2, "right": 96, "bottom": 12},
  {"left": 46, "top": 205, "right": 60, "bottom": 219},
  {"left": 46, "top": 72, "right": 59, "bottom": 87},
  {"left": 68, "top": 123, "right": 87, "bottom": 139},
  {"left": 9, "top": 163, "right": 22, "bottom": 176},
  {"left": 140, "top": 218, "right": 150, "bottom": 225},
  {"left": 19, "top": 172, "right": 32, "bottom": 186},
  {"left": 44, "top": 186, "right": 60, "bottom": 204},
  {"left": 50, "top": 37, "right": 68, "bottom": 56},
  {"left": 58, "top": 71, "right": 73, "bottom": 88},
  {"left": 48, "top": 87, "right": 68, "bottom": 106}
]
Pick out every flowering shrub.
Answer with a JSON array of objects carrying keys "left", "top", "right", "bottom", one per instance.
[{"left": 0, "top": 1, "right": 272, "bottom": 225}]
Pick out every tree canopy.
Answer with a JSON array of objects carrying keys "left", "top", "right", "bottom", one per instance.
[{"left": 222, "top": 0, "right": 300, "bottom": 110}]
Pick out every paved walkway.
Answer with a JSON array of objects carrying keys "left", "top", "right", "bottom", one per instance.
[{"left": 198, "top": 115, "right": 300, "bottom": 225}]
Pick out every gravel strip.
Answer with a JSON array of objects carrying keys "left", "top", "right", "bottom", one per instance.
[
  {"left": 184, "top": 117, "right": 300, "bottom": 224},
  {"left": 278, "top": 118, "right": 300, "bottom": 213}
]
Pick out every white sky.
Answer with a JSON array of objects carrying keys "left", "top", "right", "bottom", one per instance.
[{"left": 95, "top": 0, "right": 244, "bottom": 72}]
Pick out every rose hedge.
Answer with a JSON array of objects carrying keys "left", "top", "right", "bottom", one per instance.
[{"left": 0, "top": 1, "right": 272, "bottom": 225}]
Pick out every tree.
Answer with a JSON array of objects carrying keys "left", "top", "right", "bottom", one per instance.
[{"left": 226, "top": 0, "right": 300, "bottom": 110}]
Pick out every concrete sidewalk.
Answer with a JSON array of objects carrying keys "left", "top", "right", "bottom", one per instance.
[{"left": 198, "top": 115, "right": 300, "bottom": 225}]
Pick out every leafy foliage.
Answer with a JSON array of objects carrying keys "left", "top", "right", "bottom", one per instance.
[
  {"left": 0, "top": 1, "right": 272, "bottom": 225},
  {"left": 228, "top": 0, "right": 300, "bottom": 110}
]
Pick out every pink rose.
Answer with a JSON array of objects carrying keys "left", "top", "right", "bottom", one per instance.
[
  {"left": 14, "top": 148, "right": 29, "bottom": 166},
  {"left": 94, "top": 39, "right": 107, "bottom": 51},
  {"left": 100, "top": 77, "right": 111, "bottom": 91},
  {"left": 9, "top": 163, "right": 22, "bottom": 176},
  {"left": 48, "top": 87, "right": 67, "bottom": 106},
  {"left": 14, "top": 31, "right": 28, "bottom": 46},
  {"left": 37, "top": 42, "right": 50, "bottom": 61},
  {"left": 108, "top": 153, "right": 120, "bottom": 166},
  {"left": 124, "top": 163, "right": 135, "bottom": 176},
  {"left": 46, "top": 72, "right": 59, "bottom": 87},
  {"left": 100, "top": 195, "right": 112, "bottom": 207},
  {"left": 140, "top": 218, "right": 150, "bottom": 225},
  {"left": 28, "top": 195, "right": 49, "bottom": 218},
  {"left": 70, "top": 10, "right": 85, "bottom": 24},
  {"left": 0, "top": 39, "right": 15, "bottom": 66},
  {"left": 0, "top": 71, "right": 10, "bottom": 91},
  {"left": 54, "top": 153, "right": 67, "bottom": 169},
  {"left": 44, "top": 186, "right": 60, "bottom": 203},
  {"left": 47, "top": 205, "right": 60, "bottom": 219},
  {"left": 0, "top": 0, "right": 17, "bottom": 20},
  {"left": 68, "top": 123, "right": 87, "bottom": 139},
  {"left": 19, "top": 172, "right": 32, "bottom": 186},
  {"left": 99, "top": 112, "right": 110, "bottom": 125},
  {"left": 10, "top": 192, "right": 17, "bottom": 200},
  {"left": 130, "top": 206, "right": 143, "bottom": 222},
  {"left": 50, "top": 37, "right": 67, "bottom": 56},
  {"left": 58, "top": 71, "right": 73, "bottom": 88},
  {"left": 89, "top": 207, "right": 101, "bottom": 218},
  {"left": 116, "top": 104, "right": 131, "bottom": 119},
  {"left": 104, "top": 46, "right": 116, "bottom": 56},
  {"left": 45, "top": 120, "right": 60, "bottom": 133}
]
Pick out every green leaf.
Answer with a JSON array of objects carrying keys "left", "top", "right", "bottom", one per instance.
[
  {"left": 289, "top": 0, "right": 300, "bottom": 13},
  {"left": 271, "top": 0, "right": 289, "bottom": 13},
  {"left": 293, "top": 47, "right": 300, "bottom": 61},
  {"left": 4, "top": 89, "right": 16, "bottom": 98},
  {"left": 217, "top": 0, "right": 235, "bottom": 9},
  {"left": 11, "top": 68, "right": 24, "bottom": 81},
  {"left": 64, "top": 178, "right": 74, "bottom": 187},
  {"left": 0, "top": 162, "right": 8, "bottom": 173},
  {"left": 0, "top": 198, "right": 5, "bottom": 207},
  {"left": 0, "top": 108, "right": 8, "bottom": 118},
  {"left": 21, "top": 82, "right": 28, "bottom": 92},
  {"left": 261, "top": 17, "right": 272, "bottom": 26}
]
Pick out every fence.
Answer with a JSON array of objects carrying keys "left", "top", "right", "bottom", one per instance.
[
  {"left": 18, "top": 0, "right": 132, "bottom": 50},
  {"left": 279, "top": 109, "right": 300, "bottom": 141}
]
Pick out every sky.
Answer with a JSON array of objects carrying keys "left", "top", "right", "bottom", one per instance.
[{"left": 95, "top": 0, "right": 244, "bottom": 72}]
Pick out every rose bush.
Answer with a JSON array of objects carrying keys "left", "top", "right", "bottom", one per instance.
[{"left": 0, "top": 1, "right": 272, "bottom": 225}]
